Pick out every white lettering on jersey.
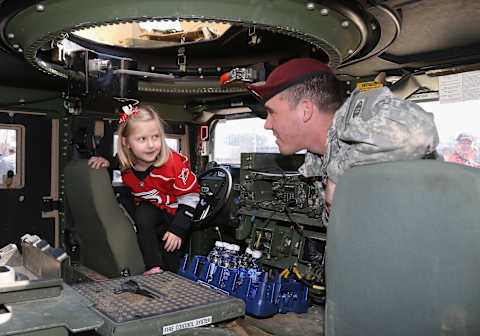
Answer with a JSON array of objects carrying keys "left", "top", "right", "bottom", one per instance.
[{"left": 132, "top": 189, "right": 162, "bottom": 204}]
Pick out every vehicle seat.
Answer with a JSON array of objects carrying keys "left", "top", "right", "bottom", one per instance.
[
  {"left": 64, "top": 159, "right": 145, "bottom": 277},
  {"left": 325, "top": 160, "right": 480, "bottom": 335}
]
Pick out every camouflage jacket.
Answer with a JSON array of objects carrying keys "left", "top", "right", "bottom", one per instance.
[{"left": 299, "top": 87, "right": 439, "bottom": 223}]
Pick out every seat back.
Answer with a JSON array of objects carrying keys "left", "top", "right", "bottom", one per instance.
[
  {"left": 64, "top": 159, "right": 144, "bottom": 277},
  {"left": 326, "top": 160, "right": 480, "bottom": 335}
]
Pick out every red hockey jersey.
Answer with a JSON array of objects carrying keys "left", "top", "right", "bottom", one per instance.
[{"left": 122, "top": 151, "right": 200, "bottom": 215}]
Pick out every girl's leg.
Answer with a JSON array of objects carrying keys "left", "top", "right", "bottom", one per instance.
[
  {"left": 135, "top": 201, "right": 163, "bottom": 270},
  {"left": 156, "top": 211, "right": 188, "bottom": 273},
  {"left": 161, "top": 238, "right": 187, "bottom": 273}
]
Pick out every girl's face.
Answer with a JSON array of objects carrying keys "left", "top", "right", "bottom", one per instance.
[{"left": 122, "top": 119, "right": 162, "bottom": 170}]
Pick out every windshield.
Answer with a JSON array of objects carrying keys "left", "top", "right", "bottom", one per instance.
[{"left": 213, "top": 118, "right": 279, "bottom": 165}]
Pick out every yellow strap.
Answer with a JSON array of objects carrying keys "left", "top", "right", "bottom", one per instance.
[
  {"left": 292, "top": 267, "right": 302, "bottom": 280},
  {"left": 312, "top": 285, "right": 326, "bottom": 290},
  {"left": 255, "top": 233, "right": 262, "bottom": 248}
]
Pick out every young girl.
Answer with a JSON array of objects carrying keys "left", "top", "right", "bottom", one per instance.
[{"left": 88, "top": 105, "right": 200, "bottom": 274}]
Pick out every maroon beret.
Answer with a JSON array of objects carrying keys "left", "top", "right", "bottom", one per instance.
[{"left": 246, "top": 58, "right": 335, "bottom": 103}]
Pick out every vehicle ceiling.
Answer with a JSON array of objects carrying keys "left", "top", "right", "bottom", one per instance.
[{"left": 1, "top": 0, "right": 480, "bottom": 115}]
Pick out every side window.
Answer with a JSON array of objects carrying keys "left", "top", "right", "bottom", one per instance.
[
  {"left": 417, "top": 100, "right": 480, "bottom": 168},
  {"left": 212, "top": 118, "right": 279, "bottom": 165},
  {"left": 165, "top": 137, "right": 180, "bottom": 152},
  {"left": 0, "top": 124, "right": 25, "bottom": 189}
]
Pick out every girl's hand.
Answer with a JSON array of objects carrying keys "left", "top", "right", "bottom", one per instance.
[
  {"left": 162, "top": 232, "right": 182, "bottom": 252},
  {"left": 88, "top": 156, "right": 110, "bottom": 169}
]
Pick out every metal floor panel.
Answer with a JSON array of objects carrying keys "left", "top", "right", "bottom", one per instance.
[{"left": 73, "top": 271, "right": 245, "bottom": 335}]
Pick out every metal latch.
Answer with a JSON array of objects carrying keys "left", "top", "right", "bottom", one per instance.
[
  {"left": 41, "top": 198, "right": 63, "bottom": 212},
  {"left": 220, "top": 68, "right": 258, "bottom": 84},
  {"left": 177, "top": 47, "right": 186, "bottom": 72}
]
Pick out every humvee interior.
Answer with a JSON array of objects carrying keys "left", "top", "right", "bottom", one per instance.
[
  {"left": 64, "top": 159, "right": 145, "bottom": 278},
  {"left": 1, "top": 0, "right": 480, "bottom": 335},
  {"left": 327, "top": 160, "right": 480, "bottom": 335}
]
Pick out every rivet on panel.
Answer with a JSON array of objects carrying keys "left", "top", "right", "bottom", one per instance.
[
  {"left": 341, "top": 20, "right": 350, "bottom": 28},
  {"left": 320, "top": 8, "right": 329, "bottom": 16},
  {"left": 306, "top": 2, "right": 315, "bottom": 10},
  {"left": 36, "top": 4, "right": 45, "bottom": 12}
]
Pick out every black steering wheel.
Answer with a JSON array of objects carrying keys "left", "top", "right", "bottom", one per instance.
[{"left": 192, "top": 166, "right": 232, "bottom": 225}]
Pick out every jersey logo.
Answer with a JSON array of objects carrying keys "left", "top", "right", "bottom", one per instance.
[{"left": 179, "top": 168, "right": 189, "bottom": 185}]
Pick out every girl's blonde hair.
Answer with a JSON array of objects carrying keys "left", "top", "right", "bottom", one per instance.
[{"left": 117, "top": 104, "right": 170, "bottom": 171}]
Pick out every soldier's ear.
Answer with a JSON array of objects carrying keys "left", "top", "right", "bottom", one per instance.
[{"left": 301, "top": 98, "right": 314, "bottom": 123}]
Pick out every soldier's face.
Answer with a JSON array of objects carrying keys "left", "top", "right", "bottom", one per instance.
[
  {"left": 457, "top": 139, "right": 473, "bottom": 155},
  {"left": 264, "top": 93, "right": 305, "bottom": 154}
]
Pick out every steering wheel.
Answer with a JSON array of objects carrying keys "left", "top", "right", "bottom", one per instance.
[{"left": 192, "top": 166, "right": 232, "bottom": 225}]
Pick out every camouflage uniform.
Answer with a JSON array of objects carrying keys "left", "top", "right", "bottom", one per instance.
[{"left": 299, "top": 87, "right": 439, "bottom": 225}]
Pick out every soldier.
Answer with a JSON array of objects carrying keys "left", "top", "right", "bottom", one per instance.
[
  {"left": 445, "top": 133, "right": 479, "bottom": 167},
  {"left": 247, "top": 58, "right": 439, "bottom": 225}
]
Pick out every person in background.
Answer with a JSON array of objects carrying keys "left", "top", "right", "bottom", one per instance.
[
  {"left": 246, "top": 58, "right": 439, "bottom": 225},
  {"left": 0, "top": 146, "right": 16, "bottom": 177},
  {"left": 88, "top": 104, "right": 200, "bottom": 273},
  {"left": 445, "top": 133, "right": 479, "bottom": 168}
]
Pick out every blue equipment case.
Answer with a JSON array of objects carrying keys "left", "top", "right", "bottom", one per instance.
[{"left": 178, "top": 255, "right": 309, "bottom": 317}]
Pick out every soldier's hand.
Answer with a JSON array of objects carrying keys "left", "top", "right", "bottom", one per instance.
[
  {"left": 88, "top": 156, "right": 110, "bottom": 169},
  {"left": 325, "top": 178, "right": 336, "bottom": 213}
]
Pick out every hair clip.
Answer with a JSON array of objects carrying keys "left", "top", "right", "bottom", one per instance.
[{"left": 118, "top": 104, "right": 138, "bottom": 124}]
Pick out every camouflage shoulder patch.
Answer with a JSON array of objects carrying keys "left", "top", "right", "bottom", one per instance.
[{"left": 352, "top": 98, "right": 364, "bottom": 119}]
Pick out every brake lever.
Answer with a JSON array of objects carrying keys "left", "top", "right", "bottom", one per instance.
[{"left": 113, "top": 280, "right": 158, "bottom": 299}]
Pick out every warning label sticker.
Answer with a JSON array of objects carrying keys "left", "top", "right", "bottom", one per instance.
[
  {"left": 163, "top": 316, "right": 213, "bottom": 335},
  {"left": 356, "top": 81, "right": 383, "bottom": 91}
]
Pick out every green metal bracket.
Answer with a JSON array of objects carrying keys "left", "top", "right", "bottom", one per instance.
[{"left": 6, "top": 0, "right": 364, "bottom": 77}]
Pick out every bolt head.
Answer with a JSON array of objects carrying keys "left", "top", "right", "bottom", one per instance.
[
  {"left": 7, "top": 33, "right": 14, "bottom": 39},
  {"left": 347, "top": 49, "right": 354, "bottom": 54},
  {"left": 320, "top": 8, "right": 329, "bottom": 15},
  {"left": 306, "top": 2, "right": 315, "bottom": 10},
  {"left": 36, "top": 4, "right": 45, "bottom": 12},
  {"left": 342, "top": 20, "right": 350, "bottom": 28}
]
